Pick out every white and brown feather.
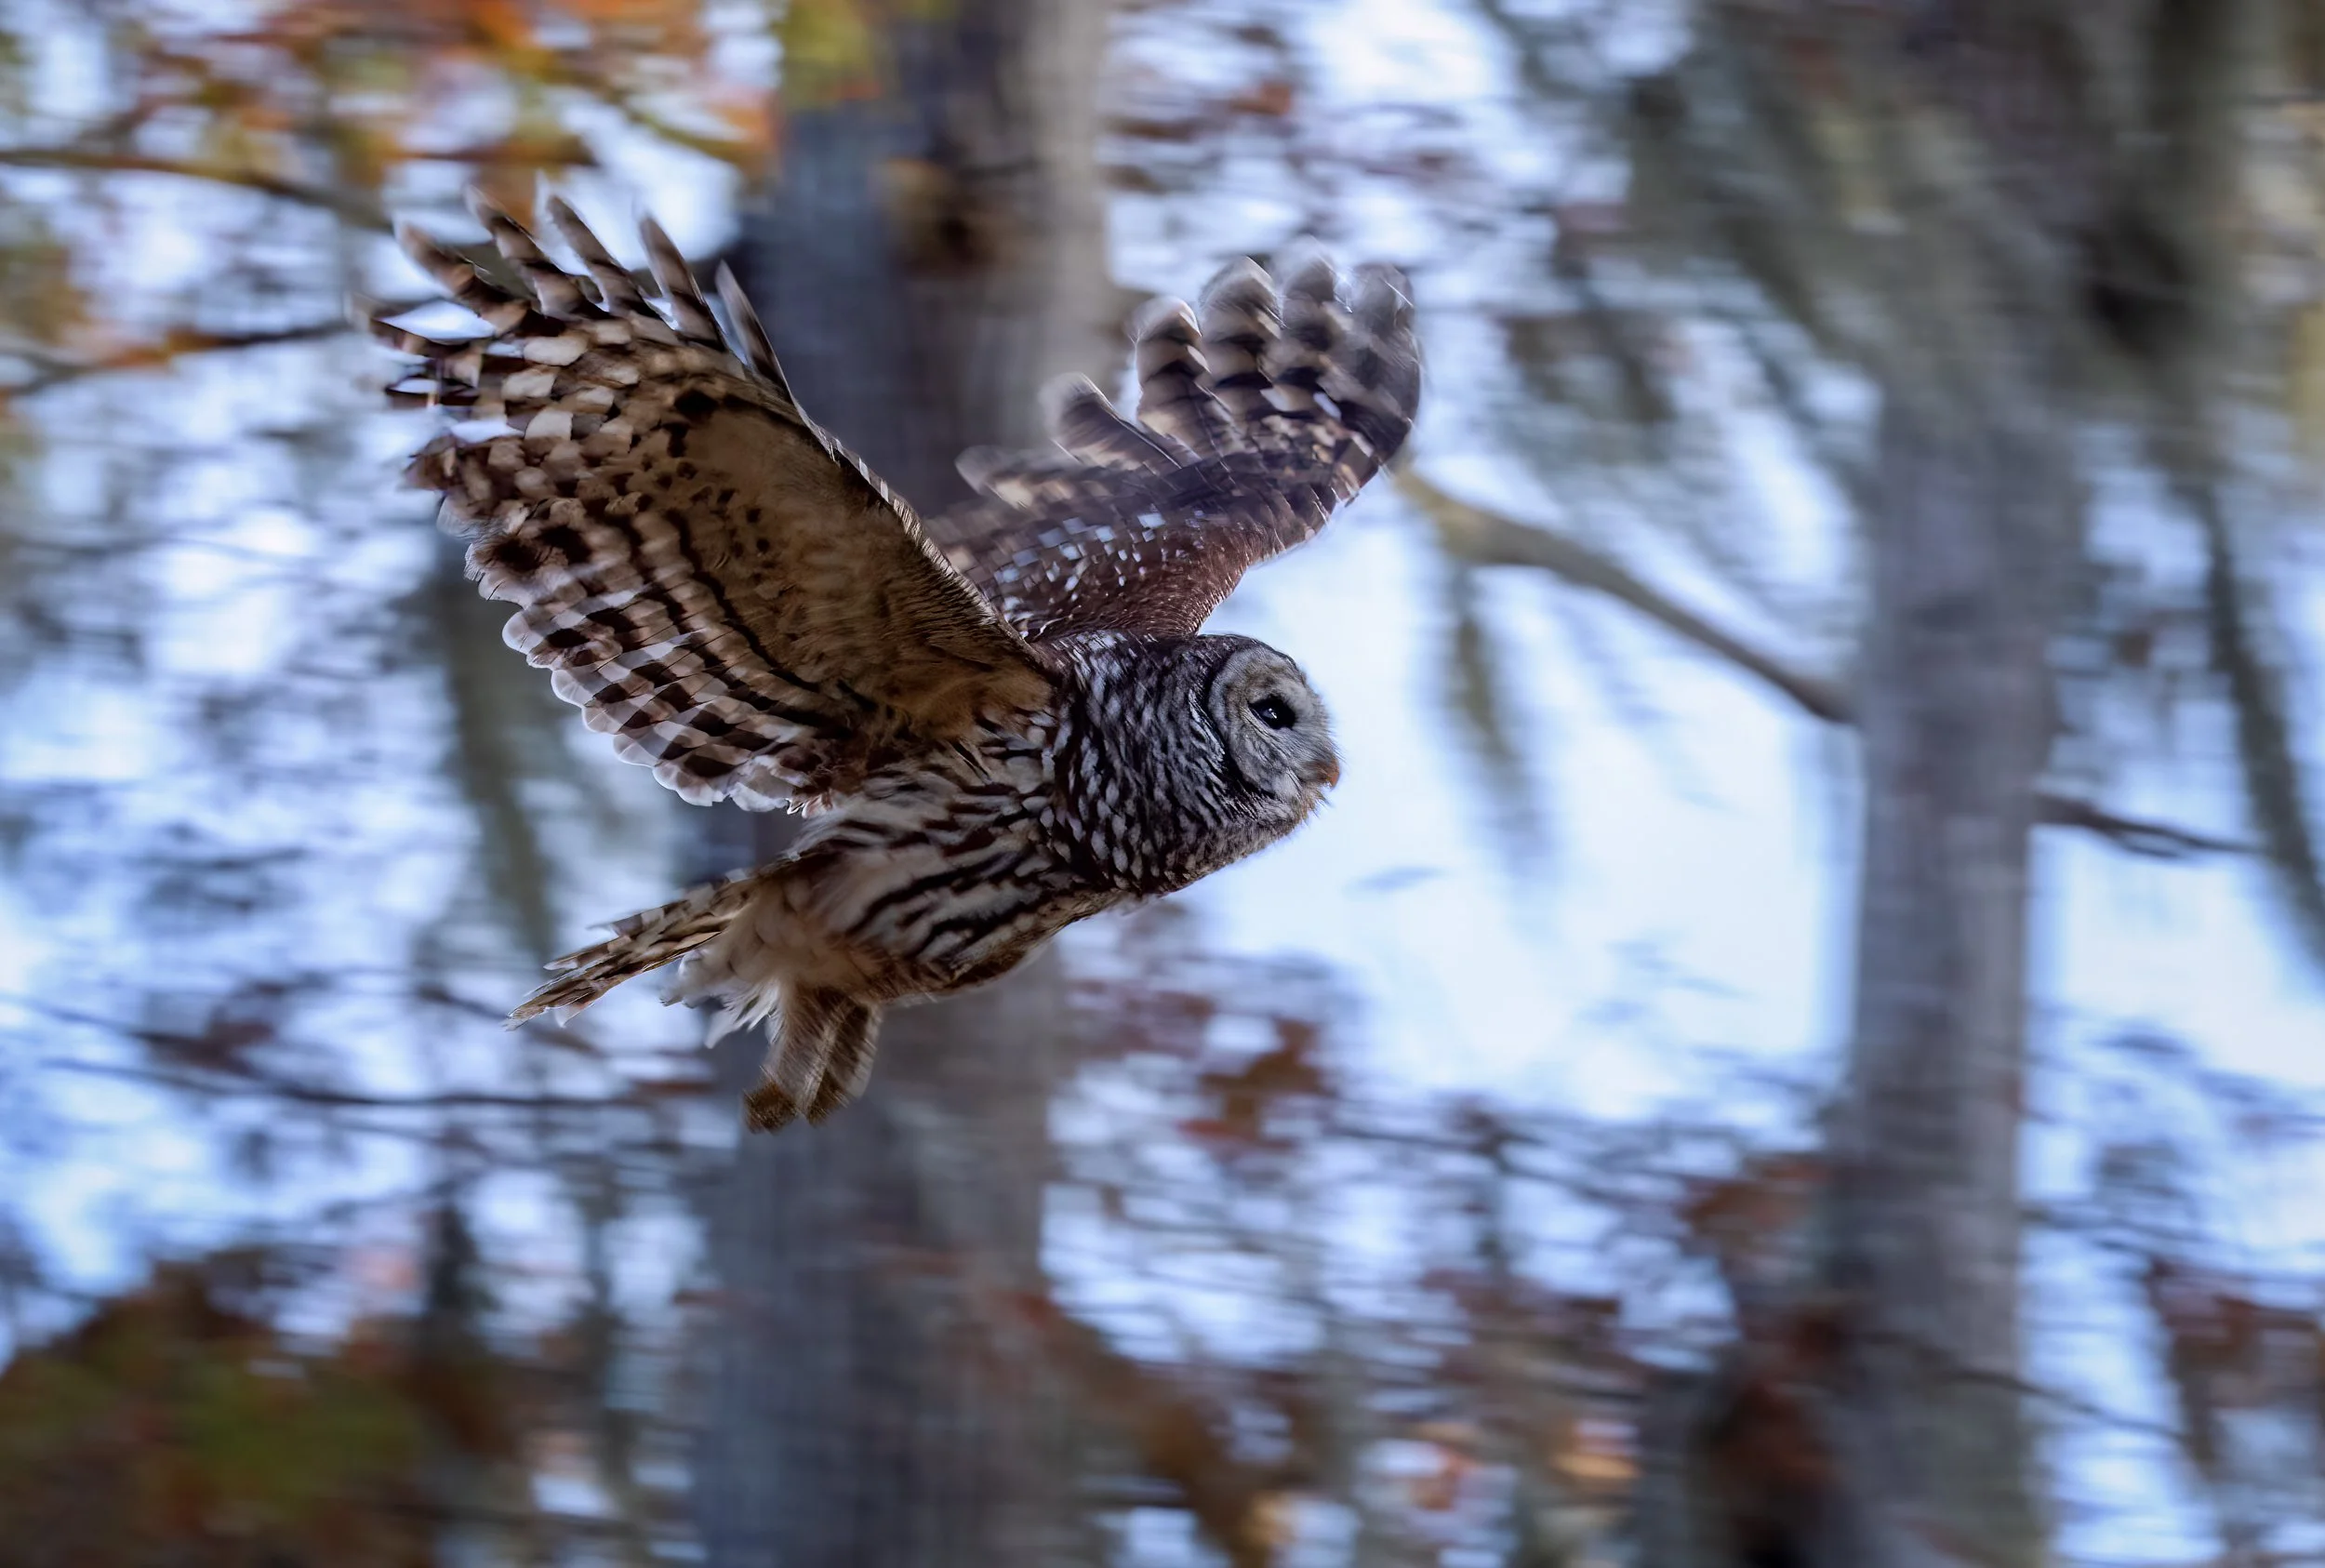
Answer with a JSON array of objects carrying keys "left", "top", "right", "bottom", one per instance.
[
  {"left": 928, "top": 250, "right": 1421, "bottom": 642},
  {"left": 381, "top": 194, "right": 1051, "bottom": 812},
  {"left": 378, "top": 200, "right": 1417, "bottom": 1131}
]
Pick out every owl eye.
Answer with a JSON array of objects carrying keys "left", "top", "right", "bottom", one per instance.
[{"left": 1249, "top": 694, "right": 1297, "bottom": 730}]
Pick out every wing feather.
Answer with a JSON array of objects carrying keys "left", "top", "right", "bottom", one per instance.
[
  {"left": 929, "top": 248, "right": 1421, "bottom": 642},
  {"left": 380, "top": 193, "right": 1052, "bottom": 810},
  {"left": 638, "top": 215, "right": 725, "bottom": 347},
  {"left": 712, "top": 259, "right": 794, "bottom": 398},
  {"left": 545, "top": 195, "right": 649, "bottom": 315},
  {"left": 1040, "top": 373, "right": 1187, "bottom": 472}
]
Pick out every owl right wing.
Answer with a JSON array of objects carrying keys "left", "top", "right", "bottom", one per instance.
[
  {"left": 377, "top": 195, "right": 1055, "bottom": 811},
  {"left": 926, "top": 249, "right": 1421, "bottom": 643}
]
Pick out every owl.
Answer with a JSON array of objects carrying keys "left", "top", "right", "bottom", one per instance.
[{"left": 378, "top": 193, "right": 1420, "bottom": 1131}]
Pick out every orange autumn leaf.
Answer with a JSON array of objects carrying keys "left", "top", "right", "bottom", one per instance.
[
  {"left": 0, "top": 1264, "right": 441, "bottom": 1568},
  {"left": 461, "top": 0, "right": 536, "bottom": 53},
  {"left": 779, "top": 0, "right": 888, "bottom": 106},
  {"left": 707, "top": 84, "right": 777, "bottom": 156},
  {"left": 560, "top": 0, "right": 702, "bottom": 25}
]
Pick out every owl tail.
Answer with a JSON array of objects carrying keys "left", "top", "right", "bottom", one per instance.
[
  {"left": 512, "top": 869, "right": 885, "bottom": 1132},
  {"left": 508, "top": 870, "right": 770, "bottom": 1025}
]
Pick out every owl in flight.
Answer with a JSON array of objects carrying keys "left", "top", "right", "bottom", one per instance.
[{"left": 378, "top": 193, "right": 1420, "bottom": 1132}]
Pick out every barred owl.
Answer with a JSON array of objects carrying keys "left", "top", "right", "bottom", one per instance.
[{"left": 378, "top": 193, "right": 1420, "bottom": 1132}]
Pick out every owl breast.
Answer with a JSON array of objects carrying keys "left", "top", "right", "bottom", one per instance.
[
  {"left": 789, "top": 717, "right": 1111, "bottom": 998},
  {"left": 777, "top": 633, "right": 1303, "bottom": 1002}
]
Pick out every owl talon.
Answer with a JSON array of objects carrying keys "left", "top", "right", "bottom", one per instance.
[{"left": 742, "top": 1081, "right": 802, "bottom": 1134}]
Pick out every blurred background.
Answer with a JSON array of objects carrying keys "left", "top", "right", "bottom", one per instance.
[{"left": 8, "top": 0, "right": 2325, "bottom": 1563}]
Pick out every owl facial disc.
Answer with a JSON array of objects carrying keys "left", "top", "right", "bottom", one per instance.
[{"left": 1207, "top": 642, "right": 1340, "bottom": 809}]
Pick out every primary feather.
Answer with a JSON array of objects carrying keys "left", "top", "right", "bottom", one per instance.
[
  {"left": 379, "top": 194, "right": 1051, "bottom": 812},
  {"left": 928, "top": 250, "right": 1421, "bottom": 641}
]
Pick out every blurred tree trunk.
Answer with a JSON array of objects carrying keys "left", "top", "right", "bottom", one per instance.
[
  {"left": 1798, "top": 30, "right": 2090, "bottom": 1568},
  {"left": 689, "top": 2, "right": 1115, "bottom": 1564},
  {"left": 1815, "top": 372, "right": 2071, "bottom": 1568},
  {"left": 1623, "top": 7, "right": 2159, "bottom": 1564},
  {"left": 1802, "top": 15, "right": 2135, "bottom": 1565}
]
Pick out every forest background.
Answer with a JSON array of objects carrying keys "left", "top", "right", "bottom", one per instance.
[{"left": 6, "top": 1, "right": 2325, "bottom": 1564}]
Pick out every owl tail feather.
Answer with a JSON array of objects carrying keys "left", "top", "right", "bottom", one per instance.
[
  {"left": 508, "top": 870, "right": 770, "bottom": 1025},
  {"left": 739, "top": 987, "right": 884, "bottom": 1134},
  {"left": 511, "top": 870, "right": 887, "bottom": 1134}
]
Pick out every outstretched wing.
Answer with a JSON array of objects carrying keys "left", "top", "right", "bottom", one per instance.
[
  {"left": 377, "top": 193, "right": 1053, "bottom": 810},
  {"left": 926, "top": 249, "right": 1420, "bottom": 642}
]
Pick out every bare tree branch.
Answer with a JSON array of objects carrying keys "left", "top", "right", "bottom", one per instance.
[
  {"left": 35, "top": 1055, "right": 694, "bottom": 1116},
  {"left": 0, "top": 147, "right": 390, "bottom": 229},
  {"left": 1403, "top": 469, "right": 1853, "bottom": 720},
  {"left": 2027, "top": 792, "right": 2251, "bottom": 861},
  {"left": 5, "top": 320, "right": 353, "bottom": 398},
  {"left": 1399, "top": 471, "right": 2251, "bottom": 860}
]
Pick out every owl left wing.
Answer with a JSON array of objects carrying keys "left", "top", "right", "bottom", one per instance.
[
  {"left": 375, "top": 194, "right": 1054, "bottom": 811},
  {"left": 926, "top": 250, "right": 1421, "bottom": 642}
]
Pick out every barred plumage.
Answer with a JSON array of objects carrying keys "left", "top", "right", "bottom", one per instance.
[{"left": 379, "top": 193, "right": 1419, "bottom": 1130}]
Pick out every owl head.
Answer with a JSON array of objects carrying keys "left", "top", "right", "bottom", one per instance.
[
  {"left": 1202, "top": 639, "right": 1340, "bottom": 824},
  {"left": 1059, "top": 631, "right": 1343, "bottom": 894}
]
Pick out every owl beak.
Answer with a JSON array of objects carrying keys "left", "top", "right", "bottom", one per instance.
[{"left": 1308, "top": 751, "right": 1342, "bottom": 791}]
